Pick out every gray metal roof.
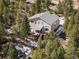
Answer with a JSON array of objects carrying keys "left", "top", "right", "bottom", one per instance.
[{"left": 29, "top": 12, "right": 59, "bottom": 25}]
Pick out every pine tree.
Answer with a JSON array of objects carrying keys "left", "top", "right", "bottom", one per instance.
[
  {"left": 29, "top": 3, "right": 37, "bottom": 16},
  {"left": 41, "top": 0, "right": 46, "bottom": 10},
  {"left": 65, "top": 25, "right": 78, "bottom": 59},
  {"left": 7, "top": 43, "right": 17, "bottom": 59},
  {"left": 63, "top": 0, "right": 74, "bottom": 32},
  {"left": 57, "top": 0, "right": 64, "bottom": 14},
  {"left": 66, "top": 11, "right": 76, "bottom": 36},
  {"left": 29, "top": 0, "right": 52, "bottom": 16},
  {"left": 0, "top": 0, "right": 4, "bottom": 43},
  {"left": 32, "top": 29, "right": 65, "bottom": 59},
  {"left": 51, "top": 44, "right": 65, "bottom": 59},
  {"left": 8, "top": 0, "right": 16, "bottom": 25},
  {"left": 32, "top": 35, "right": 46, "bottom": 59},
  {"left": 0, "top": 0, "right": 4, "bottom": 17},
  {"left": 64, "top": 0, "right": 73, "bottom": 16},
  {"left": 19, "top": 15, "right": 30, "bottom": 38},
  {"left": 32, "top": 48, "right": 44, "bottom": 59},
  {"left": 0, "top": 0, "right": 6, "bottom": 23},
  {"left": 41, "top": 0, "right": 52, "bottom": 12},
  {"left": 14, "top": 0, "right": 22, "bottom": 27},
  {"left": 73, "top": 11, "right": 79, "bottom": 58},
  {"left": 2, "top": 0, "right": 10, "bottom": 24},
  {"left": 36, "top": 0, "right": 42, "bottom": 13},
  {"left": 57, "top": 0, "right": 73, "bottom": 15},
  {"left": 0, "top": 0, "right": 17, "bottom": 25},
  {"left": 0, "top": 22, "right": 4, "bottom": 44},
  {"left": 44, "top": 31, "right": 65, "bottom": 59},
  {"left": 65, "top": 10, "right": 79, "bottom": 59},
  {"left": 63, "top": 12, "right": 70, "bottom": 32},
  {"left": 45, "top": 0, "right": 51, "bottom": 11}
]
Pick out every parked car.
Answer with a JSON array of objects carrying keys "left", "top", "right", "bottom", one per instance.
[{"left": 54, "top": 25, "right": 66, "bottom": 39}]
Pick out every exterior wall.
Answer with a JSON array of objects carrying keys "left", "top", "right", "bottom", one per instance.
[
  {"left": 59, "top": 17, "right": 64, "bottom": 25},
  {"left": 37, "top": 20, "right": 51, "bottom": 32},
  {"left": 29, "top": 19, "right": 51, "bottom": 33},
  {"left": 52, "top": 20, "right": 59, "bottom": 29},
  {"left": 30, "top": 18, "right": 59, "bottom": 34}
]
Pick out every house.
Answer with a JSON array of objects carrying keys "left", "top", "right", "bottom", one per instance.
[{"left": 29, "top": 12, "right": 59, "bottom": 35}]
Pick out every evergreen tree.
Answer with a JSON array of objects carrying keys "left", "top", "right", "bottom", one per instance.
[
  {"left": 7, "top": 43, "right": 17, "bottom": 59},
  {"left": 66, "top": 11, "right": 76, "bottom": 36},
  {"left": 72, "top": 11, "right": 79, "bottom": 58},
  {"left": 36, "top": 0, "right": 42, "bottom": 13},
  {"left": 0, "top": 22, "right": 4, "bottom": 44},
  {"left": 65, "top": 10, "right": 79, "bottom": 59},
  {"left": 64, "top": 0, "right": 73, "bottom": 15},
  {"left": 42, "top": 0, "right": 52, "bottom": 12},
  {"left": 19, "top": 15, "right": 30, "bottom": 38},
  {"left": 32, "top": 29, "right": 65, "bottom": 59},
  {"left": 57, "top": 0, "right": 73, "bottom": 15},
  {"left": 63, "top": 12, "right": 70, "bottom": 32},
  {"left": 32, "top": 35, "right": 46, "bottom": 59},
  {"left": 0, "top": 0, "right": 6, "bottom": 23},
  {"left": 44, "top": 31, "right": 65, "bottom": 59},
  {"left": 14, "top": 0, "right": 22, "bottom": 27},
  {"left": 0, "top": 0, "right": 17, "bottom": 25},
  {"left": 32, "top": 48, "right": 44, "bottom": 59},
  {"left": 45, "top": 0, "right": 51, "bottom": 11},
  {"left": 65, "top": 25, "right": 78, "bottom": 59},
  {"left": 0, "top": 0, "right": 3, "bottom": 14},
  {"left": 29, "top": 3, "right": 37, "bottom": 16},
  {"left": 29, "top": 0, "right": 52, "bottom": 16},
  {"left": 2, "top": 0, "right": 10, "bottom": 24},
  {"left": 0, "top": 0, "right": 4, "bottom": 43},
  {"left": 8, "top": 0, "right": 16, "bottom": 25},
  {"left": 41, "top": 0, "right": 46, "bottom": 9},
  {"left": 63, "top": 0, "right": 74, "bottom": 32},
  {"left": 0, "top": 0, "right": 4, "bottom": 18},
  {"left": 51, "top": 43, "right": 65, "bottom": 59},
  {"left": 57, "top": 0, "right": 64, "bottom": 14}
]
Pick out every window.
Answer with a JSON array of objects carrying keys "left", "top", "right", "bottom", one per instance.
[
  {"left": 45, "top": 28, "right": 49, "bottom": 31},
  {"left": 35, "top": 21, "right": 36, "bottom": 24},
  {"left": 36, "top": 30, "right": 40, "bottom": 33},
  {"left": 31, "top": 21, "right": 34, "bottom": 23}
]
